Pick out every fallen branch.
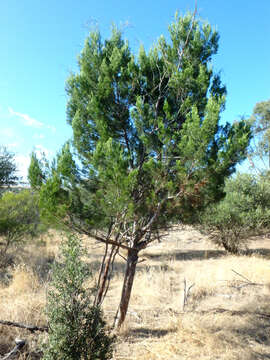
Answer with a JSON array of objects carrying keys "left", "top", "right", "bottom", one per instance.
[
  {"left": 231, "top": 269, "right": 264, "bottom": 288},
  {"left": 231, "top": 269, "right": 253, "bottom": 283},
  {"left": 0, "top": 320, "right": 48, "bottom": 333},
  {"left": 1, "top": 339, "right": 26, "bottom": 360}
]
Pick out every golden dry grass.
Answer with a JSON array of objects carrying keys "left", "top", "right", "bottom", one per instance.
[
  {"left": 0, "top": 265, "right": 46, "bottom": 358},
  {"left": 1, "top": 226, "right": 270, "bottom": 359}
]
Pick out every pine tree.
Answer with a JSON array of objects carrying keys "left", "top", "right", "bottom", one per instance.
[
  {"left": 32, "top": 12, "right": 251, "bottom": 327},
  {"left": 248, "top": 99, "right": 270, "bottom": 171},
  {"left": 0, "top": 146, "right": 19, "bottom": 190},
  {"left": 28, "top": 152, "right": 44, "bottom": 190}
]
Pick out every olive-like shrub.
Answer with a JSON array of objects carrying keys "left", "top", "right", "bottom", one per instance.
[{"left": 200, "top": 173, "right": 270, "bottom": 253}]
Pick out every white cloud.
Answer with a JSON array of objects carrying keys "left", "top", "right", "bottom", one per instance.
[
  {"left": 12, "top": 145, "right": 53, "bottom": 183},
  {"left": 8, "top": 107, "right": 57, "bottom": 133},
  {"left": 15, "top": 154, "right": 31, "bottom": 182},
  {"left": 15, "top": 146, "right": 52, "bottom": 182},
  {"left": 33, "top": 133, "right": 45, "bottom": 139},
  {"left": 34, "top": 144, "right": 51, "bottom": 159},
  {"left": 9, "top": 107, "right": 44, "bottom": 128},
  {"left": 7, "top": 142, "right": 20, "bottom": 148}
]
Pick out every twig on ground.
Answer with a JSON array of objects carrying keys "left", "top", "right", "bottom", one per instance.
[
  {"left": 231, "top": 269, "right": 253, "bottom": 283},
  {"left": 0, "top": 319, "right": 48, "bottom": 333},
  {"left": 231, "top": 269, "right": 264, "bottom": 288}
]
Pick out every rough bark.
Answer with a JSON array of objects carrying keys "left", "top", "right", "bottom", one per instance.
[
  {"left": 115, "top": 248, "right": 138, "bottom": 328},
  {"left": 221, "top": 239, "right": 239, "bottom": 254},
  {"left": 95, "top": 245, "right": 117, "bottom": 306}
]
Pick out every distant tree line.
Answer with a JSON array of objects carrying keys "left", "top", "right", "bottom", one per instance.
[{"left": 0, "top": 147, "right": 40, "bottom": 270}]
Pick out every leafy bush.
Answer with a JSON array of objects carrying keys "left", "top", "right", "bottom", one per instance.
[
  {"left": 0, "top": 190, "right": 40, "bottom": 268},
  {"left": 200, "top": 173, "right": 270, "bottom": 253},
  {"left": 42, "top": 234, "right": 115, "bottom": 360}
]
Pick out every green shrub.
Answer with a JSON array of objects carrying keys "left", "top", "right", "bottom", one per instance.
[
  {"left": 42, "top": 234, "right": 115, "bottom": 360},
  {"left": 200, "top": 173, "right": 270, "bottom": 253},
  {"left": 0, "top": 189, "right": 40, "bottom": 268}
]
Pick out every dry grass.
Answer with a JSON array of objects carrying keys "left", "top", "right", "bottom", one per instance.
[
  {"left": 1, "top": 226, "right": 270, "bottom": 359},
  {"left": 0, "top": 265, "right": 46, "bottom": 358}
]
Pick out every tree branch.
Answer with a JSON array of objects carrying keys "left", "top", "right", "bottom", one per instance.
[
  {"left": 0, "top": 319, "right": 48, "bottom": 333},
  {"left": 64, "top": 219, "right": 139, "bottom": 252},
  {"left": 89, "top": 232, "right": 137, "bottom": 252}
]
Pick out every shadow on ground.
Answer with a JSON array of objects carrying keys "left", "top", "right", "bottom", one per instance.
[
  {"left": 144, "top": 247, "right": 270, "bottom": 262},
  {"left": 246, "top": 248, "right": 270, "bottom": 258},
  {"left": 84, "top": 259, "right": 171, "bottom": 276},
  {"left": 144, "top": 249, "right": 226, "bottom": 261},
  {"left": 195, "top": 298, "right": 270, "bottom": 360},
  {"left": 126, "top": 327, "right": 175, "bottom": 341}
]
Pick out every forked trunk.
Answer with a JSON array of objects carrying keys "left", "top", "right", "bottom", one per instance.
[
  {"left": 95, "top": 245, "right": 117, "bottom": 306},
  {"left": 96, "top": 253, "right": 112, "bottom": 306},
  {"left": 115, "top": 248, "right": 138, "bottom": 328}
]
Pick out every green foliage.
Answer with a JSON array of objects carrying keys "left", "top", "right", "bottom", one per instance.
[
  {"left": 248, "top": 99, "right": 270, "bottom": 172},
  {"left": 41, "top": 13, "right": 251, "bottom": 232},
  {"left": 28, "top": 152, "right": 44, "bottom": 190},
  {"left": 28, "top": 143, "right": 79, "bottom": 226},
  {"left": 36, "top": 12, "right": 252, "bottom": 327},
  {"left": 200, "top": 173, "right": 270, "bottom": 253},
  {"left": 0, "top": 190, "right": 40, "bottom": 268},
  {"left": 0, "top": 146, "right": 19, "bottom": 190},
  {"left": 42, "top": 234, "right": 115, "bottom": 360}
]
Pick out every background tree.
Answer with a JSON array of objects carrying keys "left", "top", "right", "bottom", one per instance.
[
  {"left": 0, "top": 190, "right": 40, "bottom": 269},
  {"left": 32, "top": 12, "right": 251, "bottom": 327},
  {"left": 28, "top": 151, "right": 45, "bottom": 190},
  {"left": 0, "top": 147, "right": 19, "bottom": 190},
  {"left": 248, "top": 99, "right": 270, "bottom": 172},
  {"left": 200, "top": 173, "right": 270, "bottom": 254}
]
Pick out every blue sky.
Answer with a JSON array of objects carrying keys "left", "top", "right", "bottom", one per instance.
[{"left": 0, "top": 0, "right": 269, "bottom": 180}]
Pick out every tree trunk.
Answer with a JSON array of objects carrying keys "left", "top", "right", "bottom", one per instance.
[
  {"left": 95, "top": 245, "right": 116, "bottom": 306},
  {"left": 115, "top": 248, "right": 138, "bottom": 328},
  {"left": 221, "top": 239, "right": 239, "bottom": 254}
]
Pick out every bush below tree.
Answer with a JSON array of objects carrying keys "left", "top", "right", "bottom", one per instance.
[
  {"left": 200, "top": 173, "right": 270, "bottom": 253},
  {"left": 42, "top": 234, "right": 115, "bottom": 360},
  {"left": 0, "top": 190, "right": 41, "bottom": 269}
]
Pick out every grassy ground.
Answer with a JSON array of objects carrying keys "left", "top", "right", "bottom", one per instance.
[{"left": 1, "top": 227, "right": 270, "bottom": 359}]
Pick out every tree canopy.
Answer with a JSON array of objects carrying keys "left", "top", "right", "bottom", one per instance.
[
  {"left": 29, "top": 12, "right": 251, "bottom": 327},
  {"left": 28, "top": 151, "right": 45, "bottom": 190},
  {"left": 248, "top": 99, "right": 270, "bottom": 171},
  {"left": 200, "top": 173, "right": 270, "bottom": 254},
  {"left": 0, "top": 147, "right": 19, "bottom": 190},
  {"left": 0, "top": 190, "right": 40, "bottom": 268}
]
